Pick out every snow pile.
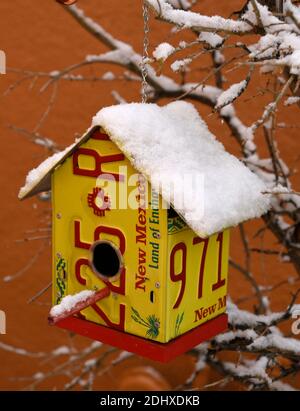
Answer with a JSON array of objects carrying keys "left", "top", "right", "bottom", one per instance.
[
  {"left": 284, "top": 96, "right": 300, "bottom": 106},
  {"left": 18, "top": 143, "right": 76, "bottom": 200},
  {"left": 171, "top": 58, "right": 192, "bottom": 72},
  {"left": 215, "top": 80, "right": 247, "bottom": 110},
  {"left": 214, "top": 329, "right": 258, "bottom": 344},
  {"left": 167, "top": 0, "right": 192, "bottom": 9},
  {"left": 249, "top": 31, "right": 300, "bottom": 75},
  {"left": 199, "top": 32, "right": 223, "bottom": 48},
  {"left": 249, "top": 34, "right": 279, "bottom": 60},
  {"left": 281, "top": 49, "right": 300, "bottom": 75},
  {"left": 51, "top": 346, "right": 72, "bottom": 356},
  {"left": 153, "top": 42, "right": 175, "bottom": 62},
  {"left": 146, "top": 0, "right": 252, "bottom": 33},
  {"left": 268, "top": 184, "right": 290, "bottom": 194},
  {"left": 93, "top": 101, "right": 270, "bottom": 237},
  {"left": 102, "top": 71, "right": 116, "bottom": 81},
  {"left": 248, "top": 334, "right": 300, "bottom": 355},
  {"left": 86, "top": 46, "right": 134, "bottom": 66},
  {"left": 227, "top": 301, "right": 283, "bottom": 328},
  {"left": 243, "top": 2, "right": 291, "bottom": 34},
  {"left": 223, "top": 357, "right": 271, "bottom": 385},
  {"left": 285, "top": 0, "right": 300, "bottom": 25},
  {"left": 50, "top": 290, "right": 94, "bottom": 317}
]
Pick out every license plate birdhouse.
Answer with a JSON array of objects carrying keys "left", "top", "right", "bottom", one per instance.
[{"left": 19, "top": 101, "right": 270, "bottom": 362}]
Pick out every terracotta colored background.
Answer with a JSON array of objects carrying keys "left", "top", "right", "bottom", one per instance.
[{"left": 0, "top": 0, "right": 299, "bottom": 390}]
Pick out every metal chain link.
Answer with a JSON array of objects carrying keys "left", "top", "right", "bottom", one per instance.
[{"left": 141, "top": 1, "right": 150, "bottom": 103}]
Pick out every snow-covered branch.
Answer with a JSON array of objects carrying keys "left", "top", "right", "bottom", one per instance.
[{"left": 146, "top": 0, "right": 254, "bottom": 34}]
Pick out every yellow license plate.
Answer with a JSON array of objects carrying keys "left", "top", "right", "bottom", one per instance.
[{"left": 52, "top": 129, "right": 229, "bottom": 343}]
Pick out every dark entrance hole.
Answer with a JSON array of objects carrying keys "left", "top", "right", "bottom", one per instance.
[{"left": 91, "top": 241, "right": 122, "bottom": 280}]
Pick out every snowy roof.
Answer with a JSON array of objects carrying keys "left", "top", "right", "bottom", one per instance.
[{"left": 19, "top": 101, "right": 270, "bottom": 237}]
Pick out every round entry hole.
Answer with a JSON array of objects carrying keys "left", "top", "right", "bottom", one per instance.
[{"left": 90, "top": 241, "right": 123, "bottom": 281}]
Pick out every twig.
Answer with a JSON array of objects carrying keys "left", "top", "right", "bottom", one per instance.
[
  {"left": 28, "top": 282, "right": 52, "bottom": 304},
  {"left": 251, "top": 75, "right": 295, "bottom": 132}
]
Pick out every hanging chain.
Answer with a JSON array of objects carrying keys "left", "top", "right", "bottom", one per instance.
[{"left": 141, "top": 1, "right": 150, "bottom": 103}]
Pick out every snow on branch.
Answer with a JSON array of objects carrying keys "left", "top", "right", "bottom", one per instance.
[
  {"left": 215, "top": 79, "right": 249, "bottom": 110},
  {"left": 153, "top": 42, "right": 176, "bottom": 62},
  {"left": 248, "top": 333, "right": 300, "bottom": 357},
  {"left": 146, "top": 0, "right": 253, "bottom": 34},
  {"left": 49, "top": 288, "right": 110, "bottom": 324}
]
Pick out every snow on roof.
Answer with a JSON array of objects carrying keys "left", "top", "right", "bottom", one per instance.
[
  {"left": 18, "top": 143, "right": 76, "bottom": 200},
  {"left": 18, "top": 132, "right": 93, "bottom": 200},
  {"left": 19, "top": 101, "right": 270, "bottom": 237}
]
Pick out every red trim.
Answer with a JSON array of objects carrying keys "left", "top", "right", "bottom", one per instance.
[{"left": 54, "top": 313, "right": 228, "bottom": 363}]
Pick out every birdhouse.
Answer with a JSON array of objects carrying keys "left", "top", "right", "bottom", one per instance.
[{"left": 19, "top": 102, "right": 269, "bottom": 362}]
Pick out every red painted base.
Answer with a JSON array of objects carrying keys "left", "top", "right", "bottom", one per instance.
[{"left": 54, "top": 313, "right": 228, "bottom": 363}]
